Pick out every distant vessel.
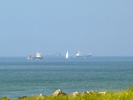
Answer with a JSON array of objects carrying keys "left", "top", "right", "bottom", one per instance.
[
  {"left": 86, "top": 52, "right": 91, "bottom": 57},
  {"left": 27, "top": 51, "right": 43, "bottom": 59},
  {"left": 65, "top": 51, "right": 68, "bottom": 59},
  {"left": 76, "top": 51, "right": 84, "bottom": 57},
  {"left": 76, "top": 51, "right": 91, "bottom": 57}
]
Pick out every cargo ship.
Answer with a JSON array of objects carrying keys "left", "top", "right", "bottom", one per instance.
[
  {"left": 76, "top": 51, "right": 84, "bottom": 57},
  {"left": 27, "top": 51, "right": 43, "bottom": 59},
  {"left": 76, "top": 51, "right": 91, "bottom": 57}
]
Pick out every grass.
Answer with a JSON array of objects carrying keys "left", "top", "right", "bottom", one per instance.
[{"left": 1, "top": 88, "right": 133, "bottom": 100}]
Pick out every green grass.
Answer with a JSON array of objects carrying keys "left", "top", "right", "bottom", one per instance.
[{"left": 1, "top": 88, "right": 133, "bottom": 100}]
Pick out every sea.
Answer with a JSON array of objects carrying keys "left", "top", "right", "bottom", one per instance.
[{"left": 0, "top": 56, "right": 133, "bottom": 98}]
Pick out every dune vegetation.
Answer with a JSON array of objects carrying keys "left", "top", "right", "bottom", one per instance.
[{"left": 1, "top": 87, "right": 133, "bottom": 100}]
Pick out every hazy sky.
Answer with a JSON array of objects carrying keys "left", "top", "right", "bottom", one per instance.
[{"left": 0, "top": 0, "right": 133, "bottom": 57}]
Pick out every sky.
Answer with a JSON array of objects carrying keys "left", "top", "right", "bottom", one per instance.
[{"left": 0, "top": 0, "right": 133, "bottom": 57}]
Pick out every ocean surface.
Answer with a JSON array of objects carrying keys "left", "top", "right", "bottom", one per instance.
[{"left": 0, "top": 56, "right": 133, "bottom": 98}]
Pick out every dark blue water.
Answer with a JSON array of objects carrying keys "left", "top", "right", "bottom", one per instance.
[{"left": 0, "top": 56, "right": 133, "bottom": 98}]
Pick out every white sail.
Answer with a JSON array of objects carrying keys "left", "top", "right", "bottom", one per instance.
[{"left": 66, "top": 51, "right": 68, "bottom": 59}]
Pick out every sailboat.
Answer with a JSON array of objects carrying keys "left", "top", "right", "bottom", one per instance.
[{"left": 65, "top": 51, "right": 68, "bottom": 59}]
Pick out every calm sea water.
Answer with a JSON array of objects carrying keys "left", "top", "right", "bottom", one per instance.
[{"left": 0, "top": 56, "right": 133, "bottom": 98}]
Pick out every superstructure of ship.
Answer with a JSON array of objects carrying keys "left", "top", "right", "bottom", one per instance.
[{"left": 27, "top": 51, "right": 43, "bottom": 59}]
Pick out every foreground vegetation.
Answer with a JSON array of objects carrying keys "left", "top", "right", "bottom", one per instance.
[{"left": 1, "top": 88, "right": 133, "bottom": 100}]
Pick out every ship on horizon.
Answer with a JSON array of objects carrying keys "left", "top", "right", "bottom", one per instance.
[
  {"left": 76, "top": 51, "right": 91, "bottom": 57},
  {"left": 27, "top": 51, "right": 43, "bottom": 59},
  {"left": 76, "top": 51, "right": 84, "bottom": 57}
]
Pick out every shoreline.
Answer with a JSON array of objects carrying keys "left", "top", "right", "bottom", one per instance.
[{"left": 1, "top": 88, "right": 133, "bottom": 100}]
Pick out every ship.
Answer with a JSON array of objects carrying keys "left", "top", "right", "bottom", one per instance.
[
  {"left": 86, "top": 52, "right": 91, "bottom": 57},
  {"left": 27, "top": 51, "right": 43, "bottom": 59},
  {"left": 76, "top": 51, "right": 84, "bottom": 57},
  {"left": 76, "top": 51, "right": 91, "bottom": 57}
]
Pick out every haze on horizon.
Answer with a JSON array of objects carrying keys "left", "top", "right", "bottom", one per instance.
[{"left": 0, "top": 0, "right": 133, "bottom": 57}]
